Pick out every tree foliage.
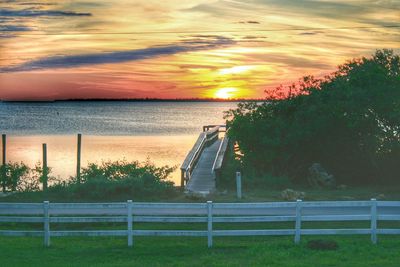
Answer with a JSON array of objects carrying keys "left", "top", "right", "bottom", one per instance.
[
  {"left": 226, "top": 50, "right": 400, "bottom": 185},
  {"left": 1, "top": 162, "right": 42, "bottom": 192}
]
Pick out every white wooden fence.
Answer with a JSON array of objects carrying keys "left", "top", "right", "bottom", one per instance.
[{"left": 0, "top": 199, "right": 399, "bottom": 247}]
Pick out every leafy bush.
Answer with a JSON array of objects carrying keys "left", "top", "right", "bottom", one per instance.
[
  {"left": 48, "top": 160, "right": 178, "bottom": 201},
  {"left": 1, "top": 159, "right": 178, "bottom": 201},
  {"left": 217, "top": 155, "right": 291, "bottom": 190},
  {"left": 226, "top": 50, "right": 400, "bottom": 185},
  {"left": 0, "top": 162, "right": 41, "bottom": 192}
]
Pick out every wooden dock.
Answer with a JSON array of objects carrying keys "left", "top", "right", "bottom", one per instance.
[
  {"left": 181, "top": 125, "right": 229, "bottom": 196},
  {"left": 185, "top": 139, "right": 221, "bottom": 194}
]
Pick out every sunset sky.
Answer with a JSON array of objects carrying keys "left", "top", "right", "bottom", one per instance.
[{"left": 0, "top": 0, "right": 399, "bottom": 100}]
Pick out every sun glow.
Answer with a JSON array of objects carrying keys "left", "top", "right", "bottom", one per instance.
[
  {"left": 219, "top": 65, "right": 254, "bottom": 75},
  {"left": 214, "top": 87, "right": 238, "bottom": 99}
]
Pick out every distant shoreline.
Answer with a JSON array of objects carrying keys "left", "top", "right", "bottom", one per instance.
[{"left": 1, "top": 98, "right": 265, "bottom": 103}]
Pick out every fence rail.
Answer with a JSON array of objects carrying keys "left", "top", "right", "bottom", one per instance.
[{"left": 0, "top": 199, "right": 399, "bottom": 247}]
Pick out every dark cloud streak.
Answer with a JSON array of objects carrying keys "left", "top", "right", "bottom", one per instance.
[
  {"left": 0, "top": 8, "right": 91, "bottom": 17},
  {"left": 0, "top": 24, "right": 32, "bottom": 31},
  {"left": 238, "top": 20, "right": 260, "bottom": 24},
  {"left": 0, "top": 36, "right": 235, "bottom": 72}
]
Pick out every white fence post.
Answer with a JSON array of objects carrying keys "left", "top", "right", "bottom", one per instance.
[
  {"left": 294, "top": 199, "right": 302, "bottom": 244},
  {"left": 127, "top": 200, "right": 133, "bottom": 247},
  {"left": 207, "top": 201, "right": 213, "bottom": 248},
  {"left": 370, "top": 198, "right": 377, "bottom": 244},
  {"left": 43, "top": 201, "right": 50, "bottom": 247},
  {"left": 236, "top": 172, "right": 242, "bottom": 199}
]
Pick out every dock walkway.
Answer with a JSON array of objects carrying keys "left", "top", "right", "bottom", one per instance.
[
  {"left": 181, "top": 125, "right": 229, "bottom": 196},
  {"left": 185, "top": 139, "right": 222, "bottom": 195}
]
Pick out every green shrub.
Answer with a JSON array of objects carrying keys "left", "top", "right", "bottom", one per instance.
[
  {"left": 217, "top": 156, "right": 291, "bottom": 190},
  {"left": 47, "top": 160, "right": 178, "bottom": 201},
  {"left": 0, "top": 162, "right": 41, "bottom": 192},
  {"left": 226, "top": 50, "right": 400, "bottom": 185},
  {"left": 1, "top": 159, "right": 178, "bottom": 201}
]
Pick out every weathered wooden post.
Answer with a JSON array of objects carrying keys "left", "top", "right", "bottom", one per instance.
[
  {"left": 1, "top": 134, "right": 5, "bottom": 165},
  {"left": 236, "top": 171, "right": 242, "bottom": 199},
  {"left": 76, "top": 133, "right": 82, "bottom": 184},
  {"left": 127, "top": 200, "right": 133, "bottom": 247},
  {"left": 370, "top": 198, "right": 377, "bottom": 244},
  {"left": 207, "top": 200, "right": 213, "bottom": 248},
  {"left": 180, "top": 170, "right": 185, "bottom": 188},
  {"left": 1, "top": 134, "right": 6, "bottom": 192},
  {"left": 42, "top": 143, "right": 48, "bottom": 191}
]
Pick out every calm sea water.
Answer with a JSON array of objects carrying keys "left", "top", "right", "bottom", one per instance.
[
  {"left": 0, "top": 101, "right": 238, "bottom": 184},
  {"left": 0, "top": 101, "right": 237, "bottom": 135}
]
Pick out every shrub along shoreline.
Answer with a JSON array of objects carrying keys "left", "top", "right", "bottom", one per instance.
[{"left": 0, "top": 160, "right": 179, "bottom": 202}]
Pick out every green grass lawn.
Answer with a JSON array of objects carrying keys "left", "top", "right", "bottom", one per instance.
[
  {"left": 210, "top": 185, "right": 400, "bottom": 202},
  {"left": 1, "top": 221, "right": 400, "bottom": 267},
  {"left": 1, "top": 185, "right": 400, "bottom": 266},
  {"left": 2, "top": 185, "right": 400, "bottom": 203},
  {"left": 1, "top": 235, "right": 400, "bottom": 267}
]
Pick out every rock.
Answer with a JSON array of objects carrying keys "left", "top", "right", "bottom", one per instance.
[
  {"left": 308, "top": 163, "right": 335, "bottom": 188},
  {"left": 337, "top": 184, "right": 347, "bottom": 190},
  {"left": 281, "top": 188, "right": 305, "bottom": 201},
  {"left": 307, "top": 239, "right": 338, "bottom": 250}
]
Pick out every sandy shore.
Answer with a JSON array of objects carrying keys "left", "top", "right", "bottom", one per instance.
[{"left": 3, "top": 135, "right": 198, "bottom": 185}]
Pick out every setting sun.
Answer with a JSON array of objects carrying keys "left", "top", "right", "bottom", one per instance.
[{"left": 214, "top": 87, "right": 238, "bottom": 99}]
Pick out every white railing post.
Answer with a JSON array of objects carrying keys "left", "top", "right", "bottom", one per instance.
[
  {"left": 370, "top": 198, "right": 377, "bottom": 244},
  {"left": 294, "top": 199, "right": 302, "bottom": 244},
  {"left": 43, "top": 201, "right": 50, "bottom": 247},
  {"left": 207, "top": 201, "right": 213, "bottom": 248},
  {"left": 127, "top": 200, "right": 133, "bottom": 247},
  {"left": 236, "top": 172, "right": 242, "bottom": 199}
]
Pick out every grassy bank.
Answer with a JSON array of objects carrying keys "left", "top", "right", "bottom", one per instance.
[
  {"left": 1, "top": 235, "right": 399, "bottom": 267},
  {"left": 2, "top": 184, "right": 399, "bottom": 203},
  {"left": 211, "top": 185, "right": 400, "bottom": 202},
  {"left": 2, "top": 157, "right": 399, "bottom": 203}
]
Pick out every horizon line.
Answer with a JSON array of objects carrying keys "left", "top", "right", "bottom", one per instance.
[{"left": 0, "top": 97, "right": 266, "bottom": 103}]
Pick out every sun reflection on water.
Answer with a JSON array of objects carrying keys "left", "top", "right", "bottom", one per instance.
[{"left": 6, "top": 135, "right": 197, "bottom": 185}]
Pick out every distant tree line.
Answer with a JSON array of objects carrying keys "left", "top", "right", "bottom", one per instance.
[{"left": 226, "top": 50, "right": 400, "bottom": 185}]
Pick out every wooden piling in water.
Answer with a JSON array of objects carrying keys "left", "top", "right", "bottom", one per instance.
[
  {"left": 1, "top": 134, "right": 5, "bottom": 165},
  {"left": 1, "top": 134, "right": 6, "bottom": 192},
  {"left": 76, "top": 133, "right": 82, "bottom": 183},
  {"left": 180, "top": 170, "right": 185, "bottom": 188},
  {"left": 42, "top": 143, "right": 48, "bottom": 191}
]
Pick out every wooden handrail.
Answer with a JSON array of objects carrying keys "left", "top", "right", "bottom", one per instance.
[{"left": 211, "top": 137, "right": 229, "bottom": 173}]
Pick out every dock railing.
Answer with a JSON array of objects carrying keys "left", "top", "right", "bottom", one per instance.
[
  {"left": 180, "top": 125, "right": 225, "bottom": 187},
  {"left": 1, "top": 200, "right": 399, "bottom": 247},
  {"left": 211, "top": 135, "right": 230, "bottom": 188}
]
